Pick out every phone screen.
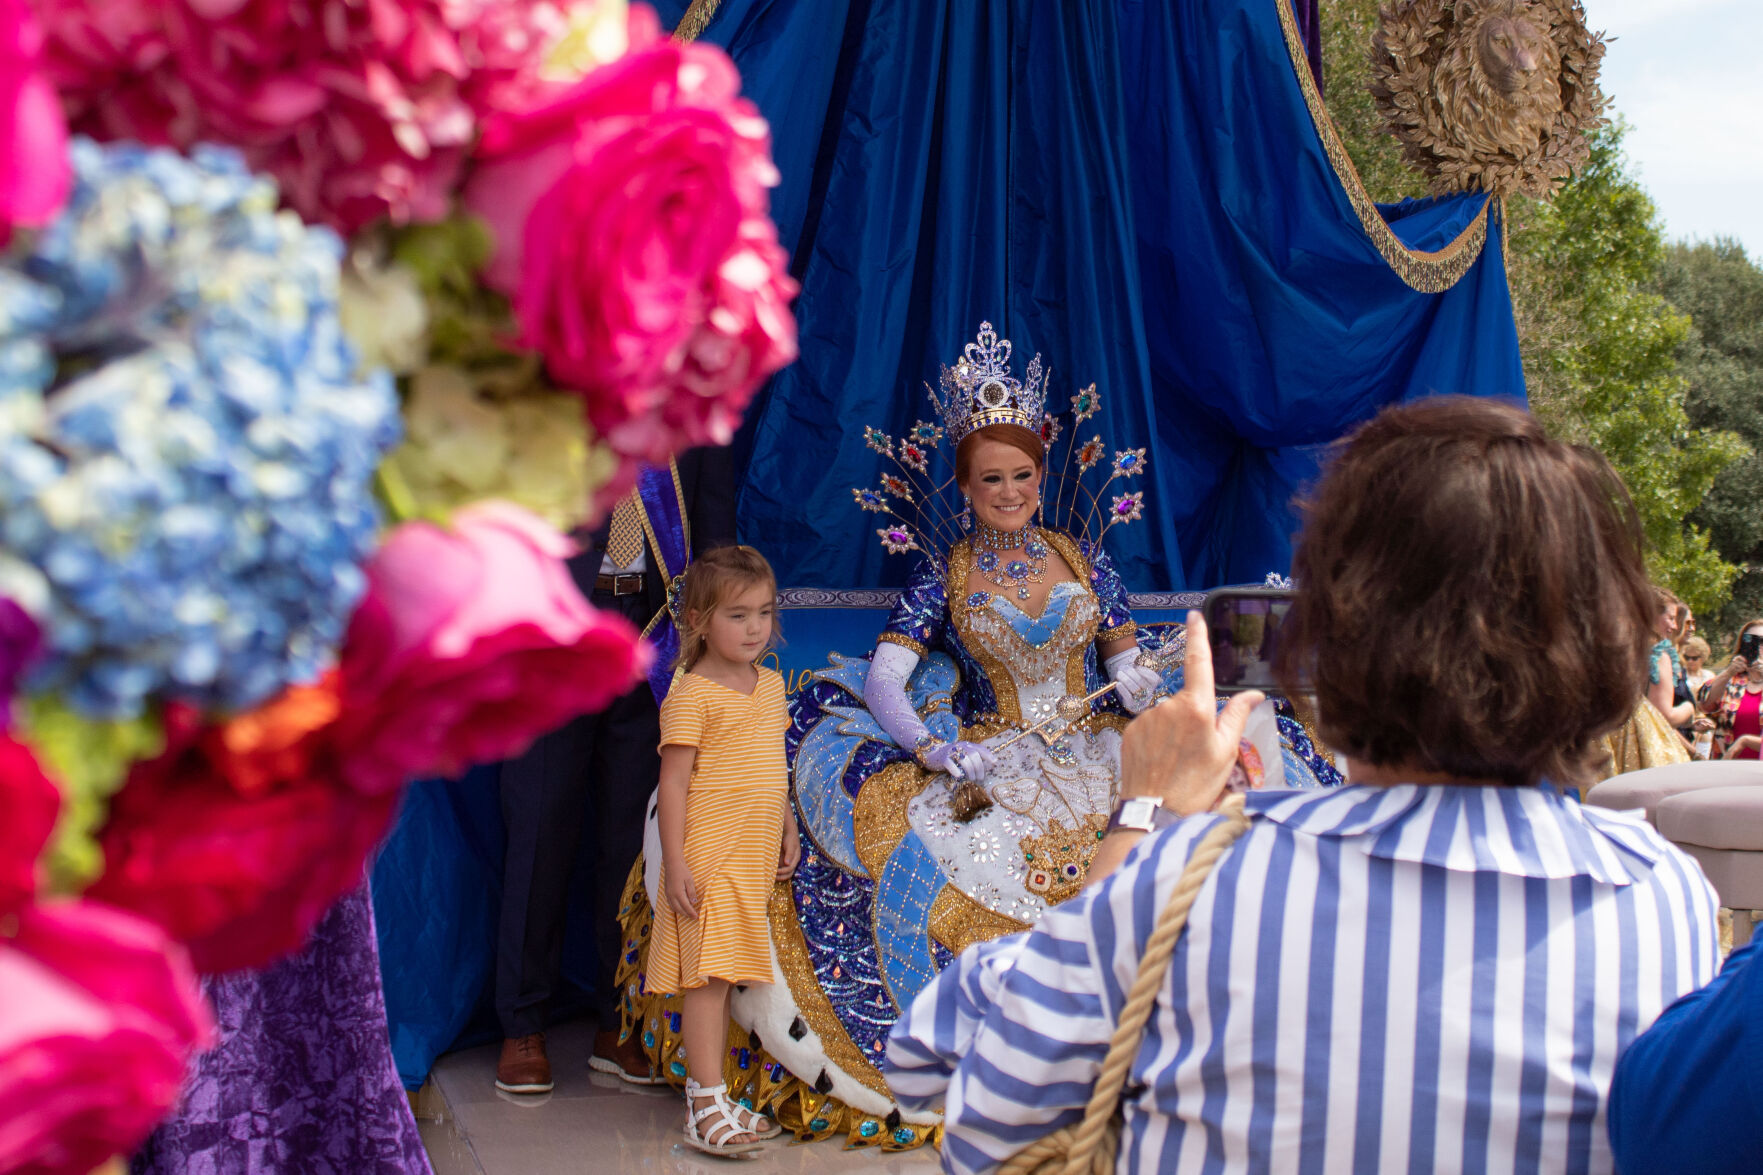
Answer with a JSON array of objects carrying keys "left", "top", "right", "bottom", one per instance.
[
  {"left": 1741, "top": 633, "right": 1763, "bottom": 664},
  {"left": 1202, "top": 587, "right": 1299, "bottom": 695}
]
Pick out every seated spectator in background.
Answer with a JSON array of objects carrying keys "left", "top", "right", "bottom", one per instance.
[
  {"left": 1609, "top": 942, "right": 1763, "bottom": 1175},
  {"left": 1698, "top": 619, "right": 1763, "bottom": 760},
  {"left": 884, "top": 397, "right": 1719, "bottom": 1175},
  {"left": 1682, "top": 635, "right": 1714, "bottom": 697}
]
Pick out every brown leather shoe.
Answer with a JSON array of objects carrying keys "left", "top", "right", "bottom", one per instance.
[
  {"left": 589, "top": 1028, "right": 666, "bottom": 1085},
  {"left": 495, "top": 1033, "right": 553, "bottom": 1094}
]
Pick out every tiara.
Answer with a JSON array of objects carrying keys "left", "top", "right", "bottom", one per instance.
[
  {"left": 931, "top": 322, "right": 1048, "bottom": 441},
  {"left": 854, "top": 321, "right": 1148, "bottom": 561}
]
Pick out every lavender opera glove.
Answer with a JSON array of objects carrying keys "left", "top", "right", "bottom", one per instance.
[
  {"left": 865, "top": 642, "right": 997, "bottom": 782},
  {"left": 1105, "top": 647, "right": 1163, "bottom": 715}
]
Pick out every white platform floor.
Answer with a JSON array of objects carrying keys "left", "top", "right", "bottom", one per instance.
[{"left": 416, "top": 1019, "right": 939, "bottom": 1175}]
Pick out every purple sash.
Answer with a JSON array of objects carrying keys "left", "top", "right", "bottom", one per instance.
[{"left": 635, "top": 461, "right": 690, "bottom": 703}]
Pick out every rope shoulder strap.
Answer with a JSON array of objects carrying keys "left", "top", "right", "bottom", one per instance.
[{"left": 1000, "top": 793, "right": 1253, "bottom": 1175}]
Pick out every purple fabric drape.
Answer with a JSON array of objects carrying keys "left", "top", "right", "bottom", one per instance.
[
  {"left": 132, "top": 883, "right": 432, "bottom": 1175},
  {"left": 1292, "top": 0, "right": 1323, "bottom": 93}
]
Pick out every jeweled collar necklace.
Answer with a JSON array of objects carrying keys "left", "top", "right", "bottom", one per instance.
[{"left": 972, "top": 522, "right": 1049, "bottom": 600}]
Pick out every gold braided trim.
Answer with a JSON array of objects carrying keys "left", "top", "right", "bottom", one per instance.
[
  {"left": 1270, "top": 0, "right": 1489, "bottom": 293},
  {"left": 875, "top": 631, "right": 928, "bottom": 658},
  {"left": 671, "top": 0, "right": 721, "bottom": 43},
  {"left": 613, "top": 864, "right": 941, "bottom": 1151},
  {"left": 1096, "top": 622, "right": 1138, "bottom": 645}
]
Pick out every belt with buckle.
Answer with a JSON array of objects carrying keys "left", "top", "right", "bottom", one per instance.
[{"left": 595, "top": 572, "right": 646, "bottom": 597}]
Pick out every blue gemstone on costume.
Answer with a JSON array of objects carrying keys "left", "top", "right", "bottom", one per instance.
[
  {"left": 1006, "top": 560, "right": 1030, "bottom": 578},
  {"left": 810, "top": 1117, "right": 830, "bottom": 1132},
  {"left": 966, "top": 592, "right": 990, "bottom": 607},
  {"left": 738, "top": 1048, "right": 751, "bottom": 1068},
  {"left": 859, "top": 1120, "right": 881, "bottom": 1138},
  {"left": 642, "top": 1031, "right": 655, "bottom": 1047},
  {"left": 975, "top": 549, "right": 998, "bottom": 571},
  {"left": 669, "top": 1012, "right": 682, "bottom": 1031},
  {"left": 894, "top": 1128, "right": 917, "bottom": 1145},
  {"left": 670, "top": 1061, "right": 687, "bottom": 1077}
]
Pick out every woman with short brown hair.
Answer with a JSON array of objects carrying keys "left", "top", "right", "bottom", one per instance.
[{"left": 888, "top": 396, "right": 1718, "bottom": 1174}]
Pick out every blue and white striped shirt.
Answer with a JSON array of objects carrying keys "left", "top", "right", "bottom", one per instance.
[{"left": 886, "top": 785, "right": 1719, "bottom": 1174}]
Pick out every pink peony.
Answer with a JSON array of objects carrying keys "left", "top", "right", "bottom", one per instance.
[
  {"left": 466, "top": 4, "right": 797, "bottom": 475},
  {"left": 333, "top": 501, "right": 649, "bottom": 793},
  {"left": 0, "top": 0, "right": 70, "bottom": 245},
  {"left": 0, "top": 899, "right": 213, "bottom": 1175},
  {"left": 0, "top": 733, "right": 59, "bottom": 919},
  {"left": 39, "top": 0, "right": 576, "bottom": 236}
]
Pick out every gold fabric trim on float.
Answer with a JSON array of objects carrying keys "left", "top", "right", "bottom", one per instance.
[
  {"left": 614, "top": 861, "right": 941, "bottom": 1151},
  {"left": 1271, "top": 0, "right": 1490, "bottom": 292},
  {"left": 671, "top": 0, "right": 721, "bottom": 43}
]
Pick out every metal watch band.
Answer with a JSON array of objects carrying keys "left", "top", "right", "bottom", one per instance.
[{"left": 1106, "top": 795, "right": 1180, "bottom": 835}]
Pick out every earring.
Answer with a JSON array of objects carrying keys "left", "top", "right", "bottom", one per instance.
[{"left": 960, "top": 495, "right": 972, "bottom": 532}]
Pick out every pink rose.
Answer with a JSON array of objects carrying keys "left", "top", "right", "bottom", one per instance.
[
  {"left": 0, "top": 900, "right": 213, "bottom": 1175},
  {"left": 0, "top": 0, "right": 70, "bottom": 245},
  {"left": 466, "top": 4, "right": 797, "bottom": 476},
  {"left": 0, "top": 733, "right": 59, "bottom": 919},
  {"left": 40, "top": 0, "right": 564, "bottom": 235},
  {"left": 333, "top": 501, "right": 649, "bottom": 793}
]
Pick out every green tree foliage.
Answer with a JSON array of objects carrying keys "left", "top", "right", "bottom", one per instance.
[
  {"left": 1319, "top": 6, "right": 1747, "bottom": 619},
  {"left": 1659, "top": 239, "right": 1763, "bottom": 639}
]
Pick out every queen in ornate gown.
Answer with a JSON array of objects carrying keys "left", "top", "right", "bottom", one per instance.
[{"left": 620, "top": 324, "right": 1335, "bottom": 1149}]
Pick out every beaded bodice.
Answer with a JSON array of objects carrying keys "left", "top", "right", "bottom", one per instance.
[
  {"left": 951, "top": 577, "right": 1098, "bottom": 728},
  {"left": 876, "top": 529, "right": 1136, "bottom": 729}
]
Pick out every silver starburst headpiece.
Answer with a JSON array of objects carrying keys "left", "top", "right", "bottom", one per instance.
[
  {"left": 931, "top": 322, "right": 1049, "bottom": 441},
  {"left": 853, "top": 321, "right": 1149, "bottom": 562}
]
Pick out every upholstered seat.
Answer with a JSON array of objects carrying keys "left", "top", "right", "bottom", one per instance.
[
  {"left": 1656, "top": 784, "right": 1763, "bottom": 947},
  {"left": 1582, "top": 761, "right": 1763, "bottom": 825}
]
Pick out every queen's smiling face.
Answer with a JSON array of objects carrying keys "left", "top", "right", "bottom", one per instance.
[{"left": 961, "top": 435, "right": 1042, "bottom": 534}]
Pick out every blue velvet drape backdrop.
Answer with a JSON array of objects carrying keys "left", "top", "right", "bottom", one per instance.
[
  {"left": 375, "top": 0, "right": 1527, "bottom": 1088},
  {"left": 651, "top": 0, "right": 1524, "bottom": 591}
]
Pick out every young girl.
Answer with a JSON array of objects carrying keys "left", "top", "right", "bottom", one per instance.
[{"left": 646, "top": 545, "right": 800, "bottom": 1157}]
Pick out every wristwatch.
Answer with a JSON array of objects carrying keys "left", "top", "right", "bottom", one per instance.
[{"left": 1106, "top": 795, "right": 1179, "bottom": 836}]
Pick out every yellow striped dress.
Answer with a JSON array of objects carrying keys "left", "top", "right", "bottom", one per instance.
[{"left": 646, "top": 667, "right": 790, "bottom": 993}]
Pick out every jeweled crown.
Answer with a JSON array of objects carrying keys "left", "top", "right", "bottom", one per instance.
[
  {"left": 932, "top": 322, "right": 1048, "bottom": 442},
  {"left": 855, "top": 319, "right": 1147, "bottom": 562}
]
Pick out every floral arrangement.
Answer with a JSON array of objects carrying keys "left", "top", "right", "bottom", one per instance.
[{"left": 0, "top": 1, "right": 796, "bottom": 1171}]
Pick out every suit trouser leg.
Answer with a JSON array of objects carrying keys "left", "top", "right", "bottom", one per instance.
[
  {"left": 587, "top": 675, "right": 662, "bottom": 1027},
  {"left": 496, "top": 711, "right": 595, "bottom": 1039}
]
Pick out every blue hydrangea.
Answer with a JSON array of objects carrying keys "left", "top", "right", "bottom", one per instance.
[{"left": 0, "top": 138, "right": 401, "bottom": 718}]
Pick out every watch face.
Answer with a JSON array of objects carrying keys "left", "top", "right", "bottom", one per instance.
[{"left": 1118, "top": 797, "right": 1162, "bottom": 829}]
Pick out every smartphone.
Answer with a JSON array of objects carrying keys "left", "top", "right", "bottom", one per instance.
[
  {"left": 1740, "top": 632, "right": 1763, "bottom": 664},
  {"left": 1201, "top": 586, "right": 1301, "bottom": 695}
]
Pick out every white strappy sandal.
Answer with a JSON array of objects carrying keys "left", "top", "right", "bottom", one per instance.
[
  {"left": 726, "top": 1098, "right": 782, "bottom": 1141},
  {"left": 683, "top": 1079, "right": 764, "bottom": 1157}
]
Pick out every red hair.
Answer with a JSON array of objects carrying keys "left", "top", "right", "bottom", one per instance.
[{"left": 954, "top": 423, "right": 1045, "bottom": 486}]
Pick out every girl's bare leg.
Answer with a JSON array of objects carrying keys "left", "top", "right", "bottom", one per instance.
[{"left": 682, "top": 979, "right": 754, "bottom": 1144}]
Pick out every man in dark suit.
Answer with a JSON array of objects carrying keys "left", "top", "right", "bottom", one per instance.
[{"left": 494, "top": 445, "right": 737, "bottom": 1093}]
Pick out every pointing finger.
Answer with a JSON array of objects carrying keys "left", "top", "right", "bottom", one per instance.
[{"left": 1183, "top": 610, "right": 1215, "bottom": 704}]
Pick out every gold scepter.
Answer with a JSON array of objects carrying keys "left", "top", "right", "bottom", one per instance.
[{"left": 942, "top": 641, "right": 1182, "bottom": 822}]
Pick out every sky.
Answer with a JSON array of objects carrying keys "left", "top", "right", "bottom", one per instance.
[{"left": 1588, "top": 0, "right": 1763, "bottom": 257}]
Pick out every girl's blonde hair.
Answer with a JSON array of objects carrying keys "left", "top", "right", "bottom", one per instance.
[{"left": 673, "top": 545, "right": 781, "bottom": 671}]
